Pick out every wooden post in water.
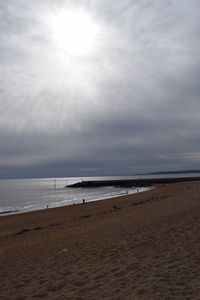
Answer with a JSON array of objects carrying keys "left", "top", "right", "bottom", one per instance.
[{"left": 54, "top": 179, "right": 56, "bottom": 189}]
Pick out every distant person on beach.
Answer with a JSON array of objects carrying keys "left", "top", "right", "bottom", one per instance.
[{"left": 83, "top": 199, "right": 85, "bottom": 204}]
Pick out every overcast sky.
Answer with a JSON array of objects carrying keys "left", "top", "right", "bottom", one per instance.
[{"left": 0, "top": 0, "right": 200, "bottom": 179}]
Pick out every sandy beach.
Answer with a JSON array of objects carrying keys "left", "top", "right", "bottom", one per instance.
[{"left": 0, "top": 181, "right": 200, "bottom": 299}]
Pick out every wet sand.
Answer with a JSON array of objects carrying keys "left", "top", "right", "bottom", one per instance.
[{"left": 0, "top": 181, "right": 200, "bottom": 299}]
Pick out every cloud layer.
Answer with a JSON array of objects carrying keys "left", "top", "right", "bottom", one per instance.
[{"left": 1, "top": 0, "right": 200, "bottom": 178}]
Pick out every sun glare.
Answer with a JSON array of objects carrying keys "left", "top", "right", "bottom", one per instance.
[{"left": 50, "top": 10, "right": 99, "bottom": 56}]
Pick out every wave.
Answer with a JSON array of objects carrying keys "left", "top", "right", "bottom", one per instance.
[{"left": 0, "top": 209, "right": 19, "bottom": 215}]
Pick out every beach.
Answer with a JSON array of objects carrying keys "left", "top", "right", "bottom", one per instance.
[{"left": 0, "top": 181, "right": 200, "bottom": 299}]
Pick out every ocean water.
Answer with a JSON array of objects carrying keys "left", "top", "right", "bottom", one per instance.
[
  {"left": 0, "top": 176, "right": 148, "bottom": 215},
  {"left": 0, "top": 173, "right": 199, "bottom": 215}
]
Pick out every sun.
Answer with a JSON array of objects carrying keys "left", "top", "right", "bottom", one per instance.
[{"left": 50, "top": 10, "right": 99, "bottom": 56}]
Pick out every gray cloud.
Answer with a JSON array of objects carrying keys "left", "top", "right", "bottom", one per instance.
[{"left": 0, "top": 0, "right": 200, "bottom": 178}]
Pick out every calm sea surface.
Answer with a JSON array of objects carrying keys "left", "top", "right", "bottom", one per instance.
[{"left": 0, "top": 173, "right": 199, "bottom": 215}]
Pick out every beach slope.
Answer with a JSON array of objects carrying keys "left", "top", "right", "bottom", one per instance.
[{"left": 0, "top": 181, "right": 200, "bottom": 299}]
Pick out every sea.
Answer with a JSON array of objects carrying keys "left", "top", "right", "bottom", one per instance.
[{"left": 0, "top": 173, "right": 200, "bottom": 215}]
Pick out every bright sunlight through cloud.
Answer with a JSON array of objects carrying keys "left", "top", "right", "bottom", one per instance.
[
  {"left": 50, "top": 9, "right": 100, "bottom": 56},
  {"left": 1, "top": 0, "right": 200, "bottom": 178}
]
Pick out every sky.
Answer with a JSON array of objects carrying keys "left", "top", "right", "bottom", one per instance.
[{"left": 0, "top": 0, "right": 200, "bottom": 179}]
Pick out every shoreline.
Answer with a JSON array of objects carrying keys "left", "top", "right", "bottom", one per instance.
[
  {"left": 0, "top": 186, "right": 150, "bottom": 217},
  {"left": 1, "top": 181, "right": 200, "bottom": 299}
]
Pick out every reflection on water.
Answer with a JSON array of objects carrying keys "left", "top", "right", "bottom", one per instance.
[{"left": 0, "top": 176, "right": 149, "bottom": 215}]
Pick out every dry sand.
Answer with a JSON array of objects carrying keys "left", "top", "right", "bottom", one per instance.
[{"left": 0, "top": 181, "right": 200, "bottom": 300}]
